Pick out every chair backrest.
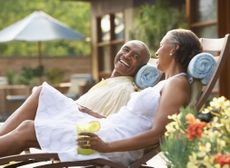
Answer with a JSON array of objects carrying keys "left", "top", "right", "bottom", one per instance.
[
  {"left": 66, "top": 73, "right": 94, "bottom": 100},
  {"left": 0, "top": 76, "right": 8, "bottom": 86},
  {"left": 192, "top": 34, "right": 230, "bottom": 111}
]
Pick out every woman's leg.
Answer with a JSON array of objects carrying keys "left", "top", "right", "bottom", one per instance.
[
  {"left": 0, "top": 120, "right": 40, "bottom": 157},
  {"left": 0, "top": 86, "right": 42, "bottom": 136}
]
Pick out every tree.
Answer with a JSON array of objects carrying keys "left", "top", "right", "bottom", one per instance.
[
  {"left": 0, "top": 0, "right": 90, "bottom": 57},
  {"left": 130, "top": 0, "right": 188, "bottom": 56}
]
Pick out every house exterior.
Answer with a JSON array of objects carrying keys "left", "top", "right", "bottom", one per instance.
[
  {"left": 77, "top": 0, "right": 156, "bottom": 80},
  {"left": 74, "top": 0, "right": 230, "bottom": 99},
  {"left": 186, "top": 0, "right": 230, "bottom": 99}
]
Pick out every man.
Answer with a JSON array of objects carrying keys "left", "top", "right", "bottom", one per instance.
[
  {"left": 76, "top": 40, "right": 150, "bottom": 117},
  {"left": 0, "top": 40, "right": 150, "bottom": 137}
]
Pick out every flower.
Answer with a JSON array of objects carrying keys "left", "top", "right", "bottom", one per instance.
[
  {"left": 214, "top": 154, "right": 230, "bottom": 167},
  {"left": 185, "top": 113, "right": 207, "bottom": 140},
  {"left": 161, "top": 96, "right": 230, "bottom": 168}
]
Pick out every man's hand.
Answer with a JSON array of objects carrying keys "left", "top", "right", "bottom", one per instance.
[
  {"left": 78, "top": 105, "right": 91, "bottom": 113},
  {"left": 78, "top": 105, "right": 106, "bottom": 118}
]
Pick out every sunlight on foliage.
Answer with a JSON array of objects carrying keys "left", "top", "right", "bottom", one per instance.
[
  {"left": 0, "top": 0, "right": 90, "bottom": 57},
  {"left": 130, "top": 0, "right": 188, "bottom": 56}
]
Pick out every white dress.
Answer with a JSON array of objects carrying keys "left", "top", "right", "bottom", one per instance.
[{"left": 34, "top": 74, "right": 181, "bottom": 166}]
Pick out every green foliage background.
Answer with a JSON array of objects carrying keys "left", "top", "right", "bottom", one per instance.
[
  {"left": 0, "top": 0, "right": 91, "bottom": 57},
  {"left": 130, "top": 0, "right": 188, "bottom": 57}
]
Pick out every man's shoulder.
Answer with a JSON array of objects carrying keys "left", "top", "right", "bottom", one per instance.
[{"left": 107, "top": 76, "right": 134, "bottom": 82}]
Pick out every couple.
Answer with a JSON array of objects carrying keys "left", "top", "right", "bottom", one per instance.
[{"left": 0, "top": 29, "right": 202, "bottom": 166}]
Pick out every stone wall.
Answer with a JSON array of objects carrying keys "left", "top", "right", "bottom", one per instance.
[{"left": 0, "top": 56, "right": 92, "bottom": 82}]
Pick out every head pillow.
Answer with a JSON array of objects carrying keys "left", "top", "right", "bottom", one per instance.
[
  {"left": 135, "top": 52, "right": 216, "bottom": 89},
  {"left": 187, "top": 52, "right": 217, "bottom": 85},
  {"left": 134, "top": 63, "right": 161, "bottom": 89}
]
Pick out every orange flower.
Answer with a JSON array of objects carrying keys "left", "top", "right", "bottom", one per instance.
[
  {"left": 186, "top": 113, "right": 196, "bottom": 124},
  {"left": 214, "top": 154, "right": 230, "bottom": 167},
  {"left": 185, "top": 114, "right": 207, "bottom": 140}
]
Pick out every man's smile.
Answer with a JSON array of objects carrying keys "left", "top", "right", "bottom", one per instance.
[{"left": 119, "top": 59, "right": 130, "bottom": 67}]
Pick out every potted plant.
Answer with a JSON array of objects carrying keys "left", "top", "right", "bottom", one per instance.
[{"left": 161, "top": 97, "right": 230, "bottom": 168}]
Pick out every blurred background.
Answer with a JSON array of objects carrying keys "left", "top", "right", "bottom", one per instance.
[{"left": 0, "top": 0, "right": 229, "bottom": 121}]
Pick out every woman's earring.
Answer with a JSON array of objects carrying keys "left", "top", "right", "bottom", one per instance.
[
  {"left": 169, "top": 52, "right": 173, "bottom": 56},
  {"left": 155, "top": 53, "right": 159, "bottom": 58}
]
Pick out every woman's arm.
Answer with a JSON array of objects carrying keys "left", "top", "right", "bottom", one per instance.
[{"left": 78, "top": 77, "right": 190, "bottom": 152}]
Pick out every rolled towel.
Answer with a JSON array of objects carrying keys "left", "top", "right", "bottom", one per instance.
[
  {"left": 135, "top": 64, "right": 161, "bottom": 89},
  {"left": 187, "top": 52, "right": 216, "bottom": 85}
]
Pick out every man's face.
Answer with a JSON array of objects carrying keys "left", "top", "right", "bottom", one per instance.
[{"left": 113, "top": 41, "right": 148, "bottom": 77}]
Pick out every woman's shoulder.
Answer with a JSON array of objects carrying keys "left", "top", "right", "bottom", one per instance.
[
  {"left": 166, "top": 74, "right": 190, "bottom": 91},
  {"left": 163, "top": 74, "right": 191, "bottom": 105}
]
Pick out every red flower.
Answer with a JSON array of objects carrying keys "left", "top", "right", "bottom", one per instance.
[
  {"left": 214, "top": 154, "right": 230, "bottom": 167},
  {"left": 185, "top": 114, "right": 207, "bottom": 140}
]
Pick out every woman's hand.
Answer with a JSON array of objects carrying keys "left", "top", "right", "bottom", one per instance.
[{"left": 77, "top": 132, "right": 111, "bottom": 153}]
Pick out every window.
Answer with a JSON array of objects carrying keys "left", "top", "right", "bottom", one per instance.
[
  {"left": 188, "top": 0, "right": 217, "bottom": 38},
  {"left": 96, "top": 12, "right": 125, "bottom": 79},
  {"left": 187, "top": 0, "right": 219, "bottom": 95}
]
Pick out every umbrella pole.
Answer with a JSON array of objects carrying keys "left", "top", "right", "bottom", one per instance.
[
  {"left": 37, "top": 41, "right": 43, "bottom": 83},
  {"left": 38, "top": 41, "right": 42, "bottom": 67}
]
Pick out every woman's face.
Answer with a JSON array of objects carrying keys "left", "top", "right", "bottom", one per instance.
[{"left": 155, "top": 35, "right": 175, "bottom": 71}]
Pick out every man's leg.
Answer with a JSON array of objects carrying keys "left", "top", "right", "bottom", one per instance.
[{"left": 0, "top": 86, "right": 42, "bottom": 136}]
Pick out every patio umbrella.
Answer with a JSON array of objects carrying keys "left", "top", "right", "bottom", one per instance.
[{"left": 0, "top": 10, "right": 85, "bottom": 67}]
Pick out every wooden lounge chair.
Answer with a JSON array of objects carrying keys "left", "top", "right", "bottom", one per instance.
[
  {"left": 190, "top": 34, "right": 230, "bottom": 111},
  {"left": 0, "top": 34, "right": 229, "bottom": 168},
  {"left": 65, "top": 73, "right": 95, "bottom": 100}
]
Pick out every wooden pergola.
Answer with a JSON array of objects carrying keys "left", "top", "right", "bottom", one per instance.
[{"left": 72, "top": 0, "right": 230, "bottom": 99}]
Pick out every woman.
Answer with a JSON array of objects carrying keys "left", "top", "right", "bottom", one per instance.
[{"left": 0, "top": 29, "right": 202, "bottom": 166}]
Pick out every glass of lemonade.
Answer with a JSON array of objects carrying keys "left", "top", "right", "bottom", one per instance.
[{"left": 76, "top": 121, "right": 101, "bottom": 155}]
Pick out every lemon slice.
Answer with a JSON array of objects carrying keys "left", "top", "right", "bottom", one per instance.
[
  {"left": 77, "top": 121, "right": 100, "bottom": 133},
  {"left": 87, "top": 121, "right": 101, "bottom": 132}
]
